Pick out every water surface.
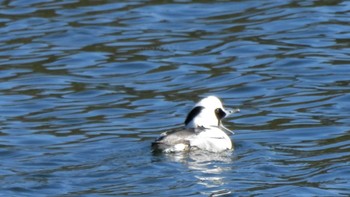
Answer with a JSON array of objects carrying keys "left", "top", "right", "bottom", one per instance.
[{"left": 1, "top": 0, "right": 350, "bottom": 196}]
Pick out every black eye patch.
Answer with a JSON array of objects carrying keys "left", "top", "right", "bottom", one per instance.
[
  {"left": 215, "top": 108, "right": 226, "bottom": 120},
  {"left": 184, "top": 106, "right": 204, "bottom": 125}
]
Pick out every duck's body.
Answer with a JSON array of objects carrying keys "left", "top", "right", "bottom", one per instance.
[
  {"left": 152, "top": 96, "right": 238, "bottom": 153},
  {"left": 152, "top": 126, "right": 232, "bottom": 153}
]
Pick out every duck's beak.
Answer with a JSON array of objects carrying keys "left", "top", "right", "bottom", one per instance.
[
  {"left": 224, "top": 108, "right": 240, "bottom": 118},
  {"left": 220, "top": 108, "right": 240, "bottom": 135}
]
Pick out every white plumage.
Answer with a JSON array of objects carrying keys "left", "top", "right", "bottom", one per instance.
[{"left": 152, "top": 96, "right": 238, "bottom": 153}]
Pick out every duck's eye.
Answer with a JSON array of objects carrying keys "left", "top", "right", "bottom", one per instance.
[{"left": 215, "top": 108, "right": 226, "bottom": 120}]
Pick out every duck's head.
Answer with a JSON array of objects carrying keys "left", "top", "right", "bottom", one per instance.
[{"left": 184, "top": 96, "right": 235, "bottom": 129}]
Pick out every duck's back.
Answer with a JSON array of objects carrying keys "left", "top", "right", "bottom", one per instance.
[
  {"left": 152, "top": 128, "right": 198, "bottom": 153},
  {"left": 152, "top": 127, "right": 232, "bottom": 153}
]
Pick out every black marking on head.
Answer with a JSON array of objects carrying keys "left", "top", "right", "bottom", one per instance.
[
  {"left": 215, "top": 108, "right": 226, "bottom": 127},
  {"left": 184, "top": 106, "right": 204, "bottom": 125},
  {"left": 215, "top": 108, "right": 226, "bottom": 120}
]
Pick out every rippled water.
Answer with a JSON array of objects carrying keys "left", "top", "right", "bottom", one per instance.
[{"left": 1, "top": 0, "right": 350, "bottom": 196}]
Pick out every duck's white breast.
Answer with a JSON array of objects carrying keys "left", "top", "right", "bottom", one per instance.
[{"left": 188, "top": 127, "right": 232, "bottom": 152}]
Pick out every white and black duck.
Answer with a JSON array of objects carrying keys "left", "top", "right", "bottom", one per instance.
[{"left": 152, "top": 96, "right": 239, "bottom": 153}]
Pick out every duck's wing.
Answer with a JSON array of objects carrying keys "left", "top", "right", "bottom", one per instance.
[{"left": 152, "top": 128, "right": 198, "bottom": 152}]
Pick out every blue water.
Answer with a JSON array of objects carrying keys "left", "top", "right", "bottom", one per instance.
[{"left": 1, "top": 0, "right": 350, "bottom": 196}]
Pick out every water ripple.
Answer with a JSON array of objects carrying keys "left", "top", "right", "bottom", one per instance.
[{"left": 1, "top": 0, "right": 350, "bottom": 196}]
